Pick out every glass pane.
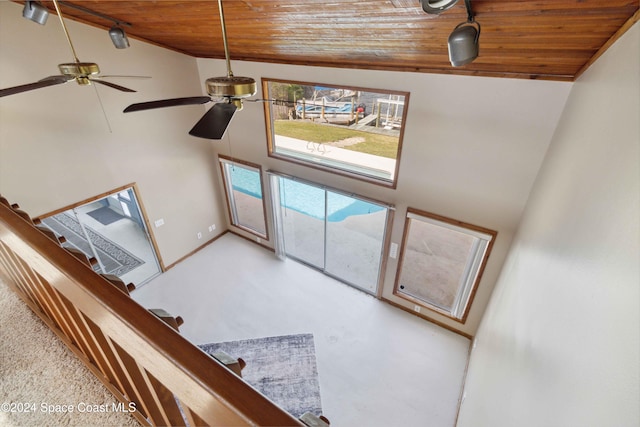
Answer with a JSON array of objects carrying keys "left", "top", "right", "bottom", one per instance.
[
  {"left": 226, "top": 164, "right": 267, "bottom": 237},
  {"left": 279, "top": 177, "right": 325, "bottom": 269},
  {"left": 40, "top": 189, "right": 161, "bottom": 287},
  {"left": 264, "top": 79, "right": 409, "bottom": 186},
  {"left": 398, "top": 219, "right": 478, "bottom": 313},
  {"left": 325, "top": 192, "right": 387, "bottom": 294}
]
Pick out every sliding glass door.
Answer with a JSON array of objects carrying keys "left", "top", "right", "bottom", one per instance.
[
  {"left": 40, "top": 186, "right": 162, "bottom": 288},
  {"left": 270, "top": 173, "right": 390, "bottom": 294},
  {"left": 279, "top": 178, "right": 326, "bottom": 268},
  {"left": 325, "top": 192, "right": 387, "bottom": 292}
]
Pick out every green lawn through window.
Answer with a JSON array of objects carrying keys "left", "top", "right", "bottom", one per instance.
[{"left": 274, "top": 120, "right": 399, "bottom": 159}]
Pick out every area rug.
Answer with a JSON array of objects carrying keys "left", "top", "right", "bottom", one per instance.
[
  {"left": 41, "top": 213, "right": 144, "bottom": 276},
  {"left": 86, "top": 206, "right": 125, "bottom": 225},
  {"left": 199, "top": 333, "right": 323, "bottom": 419}
]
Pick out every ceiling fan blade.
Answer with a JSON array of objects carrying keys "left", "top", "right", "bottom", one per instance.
[
  {"left": 123, "top": 96, "right": 212, "bottom": 113},
  {"left": 245, "top": 98, "right": 295, "bottom": 106},
  {"left": 188, "top": 102, "right": 237, "bottom": 140},
  {"left": 0, "top": 75, "right": 70, "bottom": 98},
  {"left": 90, "top": 79, "right": 136, "bottom": 93},
  {"left": 99, "top": 75, "right": 151, "bottom": 79}
]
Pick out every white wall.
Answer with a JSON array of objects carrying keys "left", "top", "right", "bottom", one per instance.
[
  {"left": 457, "top": 23, "right": 640, "bottom": 426},
  {"left": 196, "top": 58, "right": 571, "bottom": 335},
  {"left": 0, "top": 0, "right": 577, "bottom": 336},
  {"left": 0, "top": 2, "right": 227, "bottom": 267}
]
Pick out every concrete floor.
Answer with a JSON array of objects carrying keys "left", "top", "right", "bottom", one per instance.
[
  {"left": 43, "top": 201, "right": 162, "bottom": 287},
  {"left": 132, "top": 233, "right": 470, "bottom": 427}
]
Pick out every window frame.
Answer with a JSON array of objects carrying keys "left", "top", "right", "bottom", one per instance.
[
  {"left": 393, "top": 208, "right": 497, "bottom": 323},
  {"left": 262, "top": 78, "right": 410, "bottom": 189},
  {"left": 267, "top": 169, "right": 394, "bottom": 296},
  {"left": 218, "top": 155, "right": 269, "bottom": 240}
]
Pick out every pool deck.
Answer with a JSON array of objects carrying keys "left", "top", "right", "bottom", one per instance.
[{"left": 274, "top": 135, "right": 396, "bottom": 180}]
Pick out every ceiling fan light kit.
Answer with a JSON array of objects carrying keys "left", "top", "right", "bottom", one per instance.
[{"left": 22, "top": 1, "right": 49, "bottom": 25}]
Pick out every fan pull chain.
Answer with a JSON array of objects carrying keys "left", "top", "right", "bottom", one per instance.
[
  {"left": 226, "top": 129, "right": 234, "bottom": 161},
  {"left": 93, "top": 85, "right": 113, "bottom": 133}
]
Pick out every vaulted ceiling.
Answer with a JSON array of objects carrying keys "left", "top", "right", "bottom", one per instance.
[{"left": 32, "top": 1, "right": 640, "bottom": 81}]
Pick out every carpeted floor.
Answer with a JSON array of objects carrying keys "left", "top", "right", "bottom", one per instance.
[
  {"left": 199, "top": 334, "right": 323, "bottom": 419},
  {"left": 0, "top": 280, "right": 139, "bottom": 427}
]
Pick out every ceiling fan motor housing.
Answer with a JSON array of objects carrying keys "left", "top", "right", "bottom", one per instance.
[
  {"left": 58, "top": 62, "right": 100, "bottom": 85},
  {"left": 205, "top": 76, "right": 256, "bottom": 99}
]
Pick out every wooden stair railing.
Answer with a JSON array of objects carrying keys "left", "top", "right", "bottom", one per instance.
[
  {"left": 101, "top": 273, "right": 137, "bottom": 295},
  {"left": 0, "top": 198, "right": 308, "bottom": 427},
  {"left": 102, "top": 273, "right": 248, "bottom": 380}
]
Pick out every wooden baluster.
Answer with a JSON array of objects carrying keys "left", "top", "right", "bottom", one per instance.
[
  {"left": 100, "top": 273, "right": 136, "bottom": 296},
  {"left": 210, "top": 351, "right": 246, "bottom": 378},
  {"left": 35, "top": 225, "right": 66, "bottom": 246},
  {"left": 64, "top": 247, "right": 98, "bottom": 267},
  {"left": 148, "top": 308, "right": 184, "bottom": 332},
  {"left": 300, "top": 412, "right": 331, "bottom": 426}
]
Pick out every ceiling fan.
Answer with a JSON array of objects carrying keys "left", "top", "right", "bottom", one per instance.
[
  {"left": 123, "top": 0, "right": 262, "bottom": 140},
  {"left": 0, "top": 0, "right": 137, "bottom": 98}
]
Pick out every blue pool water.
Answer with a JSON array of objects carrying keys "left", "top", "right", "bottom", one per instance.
[
  {"left": 230, "top": 167, "right": 383, "bottom": 222},
  {"left": 229, "top": 166, "right": 263, "bottom": 198}
]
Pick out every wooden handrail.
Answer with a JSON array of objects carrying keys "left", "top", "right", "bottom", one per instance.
[{"left": 0, "top": 200, "right": 304, "bottom": 426}]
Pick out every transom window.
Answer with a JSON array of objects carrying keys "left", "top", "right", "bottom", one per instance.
[
  {"left": 262, "top": 78, "right": 409, "bottom": 188},
  {"left": 394, "top": 208, "right": 496, "bottom": 322}
]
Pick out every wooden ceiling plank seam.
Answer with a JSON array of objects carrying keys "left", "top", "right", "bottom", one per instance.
[{"left": 11, "top": 0, "right": 640, "bottom": 81}]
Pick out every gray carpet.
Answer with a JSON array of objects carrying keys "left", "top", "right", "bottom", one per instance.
[
  {"left": 41, "top": 213, "right": 144, "bottom": 276},
  {"left": 199, "top": 333, "right": 323, "bottom": 419},
  {"left": 86, "top": 206, "right": 125, "bottom": 225}
]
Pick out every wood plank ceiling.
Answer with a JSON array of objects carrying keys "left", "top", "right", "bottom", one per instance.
[{"left": 34, "top": 0, "right": 640, "bottom": 81}]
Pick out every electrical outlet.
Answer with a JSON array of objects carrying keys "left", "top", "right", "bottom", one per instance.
[
  {"left": 413, "top": 305, "right": 421, "bottom": 313},
  {"left": 211, "top": 224, "right": 216, "bottom": 231},
  {"left": 154, "top": 218, "right": 164, "bottom": 228},
  {"left": 208, "top": 226, "right": 212, "bottom": 232},
  {"left": 197, "top": 232, "right": 202, "bottom": 239}
]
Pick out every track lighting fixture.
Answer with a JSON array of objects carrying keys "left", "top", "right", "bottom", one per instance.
[
  {"left": 57, "top": 1, "right": 132, "bottom": 49},
  {"left": 447, "top": 0, "right": 480, "bottom": 67},
  {"left": 420, "top": 0, "right": 458, "bottom": 15},
  {"left": 420, "top": 0, "right": 480, "bottom": 67},
  {"left": 22, "top": 1, "right": 49, "bottom": 25},
  {"left": 109, "top": 26, "right": 130, "bottom": 49}
]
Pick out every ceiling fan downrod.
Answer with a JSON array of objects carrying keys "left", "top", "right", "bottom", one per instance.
[
  {"left": 218, "top": 0, "right": 233, "bottom": 78},
  {"left": 52, "top": 0, "right": 99, "bottom": 84},
  {"left": 204, "top": 0, "right": 256, "bottom": 109}
]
